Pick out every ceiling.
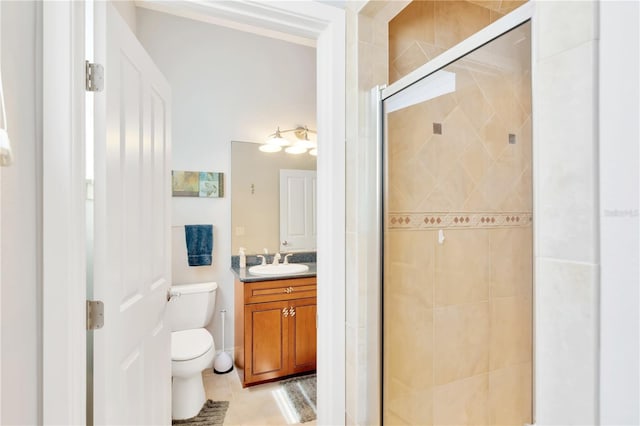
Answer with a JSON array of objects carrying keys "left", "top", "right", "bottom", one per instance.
[{"left": 135, "top": 0, "right": 345, "bottom": 47}]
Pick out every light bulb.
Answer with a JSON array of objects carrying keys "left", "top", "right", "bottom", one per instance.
[
  {"left": 295, "top": 138, "right": 316, "bottom": 149},
  {"left": 285, "top": 144, "right": 307, "bottom": 155},
  {"left": 259, "top": 143, "right": 282, "bottom": 153},
  {"left": 266, "top": 135, "right": 290, "bottom": 146}
]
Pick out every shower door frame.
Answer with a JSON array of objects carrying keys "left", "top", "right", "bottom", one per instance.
[{"left": 375, "top": 1, "right": 535, "bottom": 422}]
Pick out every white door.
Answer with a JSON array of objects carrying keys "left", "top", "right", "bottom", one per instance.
[
  {"left": 92, "top": 4, "right": 172, "bottom": 424},
  {"left": 280, "top": 169, "right": 317, "bottom": 252}
]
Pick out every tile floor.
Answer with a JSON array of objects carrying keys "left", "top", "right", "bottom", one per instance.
[{"left": 203, "top": 368, "right": 317, "bottom": 426}]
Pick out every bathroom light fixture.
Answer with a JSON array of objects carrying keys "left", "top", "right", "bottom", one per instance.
[
  {"left": 259, "top": 125, "right": 317, "bottom": 156},
  {"left": 265, "top": 127, "right": 291, "bottom": 147},
  {"left": 0, "top": 65, "right": 13, "bottom": 167},
  {"left": 291, "top": 126, "right": 316, "bottom": 149}
]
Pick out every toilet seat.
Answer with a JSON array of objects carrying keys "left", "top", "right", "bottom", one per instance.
[{"left": 171, "top": 328, "right": 213, "bottom": 361}]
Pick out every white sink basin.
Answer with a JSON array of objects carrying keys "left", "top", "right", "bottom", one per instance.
[{"left": 248, "top": 263, "right": 309, "bottom": 276}]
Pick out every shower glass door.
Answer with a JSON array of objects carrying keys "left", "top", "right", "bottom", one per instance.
[{"left": 382, "top": 21, "right": 532, "bottom": 426}]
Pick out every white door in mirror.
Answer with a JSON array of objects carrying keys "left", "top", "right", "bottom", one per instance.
[
  {"left": 280, "top": 169, "right": 317, "bottom": 252},
  {"left": 249, "top": 264, "right": 309, "bottom": 275}
]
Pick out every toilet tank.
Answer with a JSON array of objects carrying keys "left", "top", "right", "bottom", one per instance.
[{"left": 168, "top": 282, "right": 218, "bottom": 331}]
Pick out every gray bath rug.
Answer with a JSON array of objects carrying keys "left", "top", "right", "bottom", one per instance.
[
  {"left": 172, "top": 400, "right": 229, "bottom": 425},
  {"left": 280, "top": 374, "right": 317, "bottom": 423}
]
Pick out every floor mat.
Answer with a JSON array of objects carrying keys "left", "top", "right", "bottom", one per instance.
[
  {"left": 279, "top": 374, "right": 317, "bottom": 423},
  {"left": 172, "top": 400, "right": 229, "bottom": 425}
]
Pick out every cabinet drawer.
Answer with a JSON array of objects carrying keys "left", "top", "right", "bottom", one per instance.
[{"left": 244, "top": 277, "right": 316, "bottom": 304}]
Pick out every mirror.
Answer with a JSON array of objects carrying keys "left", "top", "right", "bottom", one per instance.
[{"left": 231, "top": 141, "right": 316, "bottom": 254}]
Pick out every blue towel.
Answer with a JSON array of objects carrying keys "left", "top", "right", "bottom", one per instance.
[{"left": 185, "top": 225, "right": 213, "bottom": 266}]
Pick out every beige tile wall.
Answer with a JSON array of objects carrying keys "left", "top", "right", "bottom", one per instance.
[
  {"left": 389, "top": 0, "right": 527, "bottom": 83},
  {"left": 346, "top": 2, "right": 411, "bottom": 424},
  {"left": 384, "top": 228, "right": 532, "bottom": 426},
  {"left": 348, "top": 1, "right": 602, "bottom": 425},
  {"left": 384, "top": 3, "right": 532, "bottom": 425}
]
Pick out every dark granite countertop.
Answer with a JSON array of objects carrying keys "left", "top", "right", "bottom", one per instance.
[{"left": 231, "top": 262, "right": 317, "bottom": 283}]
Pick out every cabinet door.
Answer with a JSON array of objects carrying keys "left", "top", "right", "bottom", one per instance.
[
  {"left": 289, "top": 298, "right": 317, "bottom": 373},
  {"left": 245, "top": 301, "right": 290, "bottom": 384}
]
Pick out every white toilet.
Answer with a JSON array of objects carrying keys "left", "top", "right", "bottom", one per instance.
[{"left": 168, "top": 282, "right": 218, "bottom": 420}]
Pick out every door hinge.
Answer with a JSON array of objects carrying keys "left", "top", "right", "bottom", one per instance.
[
  {"left": 85, "top": 61, "right": 104, "bottom": 92},
  {"left": 87, "top": 300, "right": 105, "bottom": 330}
]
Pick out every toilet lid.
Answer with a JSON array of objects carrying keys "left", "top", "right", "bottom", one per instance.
[{"left": 171, "top": 329, "right": 213, "bottom": 361}]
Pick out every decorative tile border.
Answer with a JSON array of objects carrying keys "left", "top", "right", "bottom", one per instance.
[{"left": 388, "top": 212, "right": 532, "bottom": 230}]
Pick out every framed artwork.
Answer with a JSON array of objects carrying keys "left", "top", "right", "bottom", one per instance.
[{"left": 172, "top": 170, "right": 224, "bottom": 198}]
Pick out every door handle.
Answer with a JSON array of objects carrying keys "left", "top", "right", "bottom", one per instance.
[
  {"left": 289, "top": 307, "right": 295, "bottom": 317},
  {"left": 283, "top": 308, "right": 289, "bottom": 317}
]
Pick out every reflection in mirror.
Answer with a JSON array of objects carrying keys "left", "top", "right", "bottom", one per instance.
[{"left": 231, "top": 141, "right": 316, "bottom": 254}]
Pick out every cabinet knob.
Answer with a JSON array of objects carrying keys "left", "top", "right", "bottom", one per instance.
[
  {"left": 282, "top": 308, "right": 289, "bottom": 317},
  {"left": 289, "top": 286, "right": 294, "bottom": 293},
  {"left": 289, "top": 307, "right": 295, "bottom": 317}
]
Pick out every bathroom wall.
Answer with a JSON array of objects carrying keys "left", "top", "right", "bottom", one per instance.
[
  {"left": 384, "top": 19, "right": 532, "bottom": 425},
  {"left": 0, "top": 1, "right": 42, "bottom": 424},
  {"left": 136, "top": 8, "right": 316, "bottom": 353},
  {"left": 347, "top": 1, "right": 524, "bottom": 422},
  {"left": 346, "top": 2, "right": 532, "bottom": 424},
  {"left": 348, "top": 1, "right": 627, "bottom": 425},
  {"left": 599, "top": 1, "right": 640, "bottom": 423},
  {"left": 533, "top": 2, "right": 600, "bottom": 424}
]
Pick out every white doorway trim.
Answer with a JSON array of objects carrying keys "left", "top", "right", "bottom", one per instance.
[
  {"left": 42, "top": 1, "right": 87, "bottom": 424},
  {"left": 0, "top": 4, "right": 3, "bottom": 420},
  {"left": 41, "top": 2, "right": 346, "bottom": 425}
]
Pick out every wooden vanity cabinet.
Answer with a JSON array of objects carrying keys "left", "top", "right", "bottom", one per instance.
[{"left": 234, "top": 276, "right": 317, "bottom": 387}]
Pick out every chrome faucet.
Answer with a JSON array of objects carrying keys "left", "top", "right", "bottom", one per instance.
[{"left": 272, "top": 253, "right": 281, "bottom": 265}]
